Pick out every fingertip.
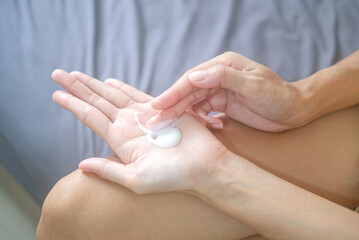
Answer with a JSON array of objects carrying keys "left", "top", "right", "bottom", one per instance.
[
  {"left": 52, "top": 91, "right": 58, "bottom": 102},
  {"left": 104, "top": 78, "right": 121, "bottom": 88},
  {"left": 79, "top": 158, "right": 105, "bottom": 172},
  {"left": 69, "top": 71, "right": 81, "bottom": 78},
  {"left": 52, "top": 90, "right": 68, "bottom": 103},
  {"left": 104, "top": 78, "right": 117, "bottom": 83},
  {"left": 188, "top": 70, "right": 214, "bottom": 89},
  {"left": 188, "top": 70, "right": 206, "bottom": 83},
  {"left": 150, "top": 92, "right": 172, "bottom": 110},
  {"left": 79, "top": 158, "right": 99, "bottom": 172},
  {"left": 78, "top": 160, "right": 92, "bottom": 172},
  {"left": 69, "top": 70, "right": 81, "bottom": 75},
  {"left": 150, "top": 99, "right": 162, "bottom": 110},
  {"left": 202, "top": 116, "right": 223, "bottom": 129},
  {"left": 51, "top": 69, "right": 66, "bottom": 80}
]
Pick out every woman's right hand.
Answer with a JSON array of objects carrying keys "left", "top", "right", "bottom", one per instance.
[{"left": 150, "top": 52, "right": 305, "bottom": 132}]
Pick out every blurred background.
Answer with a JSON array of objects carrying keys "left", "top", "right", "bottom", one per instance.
[{"left": 0, "top": 0, "right": 358, "bottom": 239}]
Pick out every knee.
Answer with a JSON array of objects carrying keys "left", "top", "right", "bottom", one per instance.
[
  {"left": 37, "top": 169, "right": 141, "bottom": 239},
  {"left": 36, "top": 169, "right": 87, "bottom": 239}
]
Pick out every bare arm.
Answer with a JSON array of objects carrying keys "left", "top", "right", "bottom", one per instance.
[
  {"left": 195, "top": 152, "right": 359, "bottom": 240},
  {"left": 294, "top": 50, "right": 359, "bottom": 125}
]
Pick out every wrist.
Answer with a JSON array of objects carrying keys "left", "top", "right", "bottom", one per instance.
[
  {"left": 289, "top": 76, "right": 318, "bottom": 127},
  {"left": 192, "top": 149, "right": 247, "bottom": 202}
]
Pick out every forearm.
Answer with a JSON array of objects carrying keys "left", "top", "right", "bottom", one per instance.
[
  {"left": 293, "top": 50, "right": 359, "bottom": 126},
  {"left": 195, "top": 151, "right": 359, "bottom": 240}
]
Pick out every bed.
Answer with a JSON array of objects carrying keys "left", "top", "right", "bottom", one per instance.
[{"left": 0, "top": 0, "right": 358, "bottom": 205}]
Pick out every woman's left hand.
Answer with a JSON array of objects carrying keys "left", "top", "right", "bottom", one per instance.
[{"left": 52, "top": 70, "right": 233, "bottom": 194}]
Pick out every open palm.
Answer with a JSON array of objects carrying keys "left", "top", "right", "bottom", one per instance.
[{"left": 52, "top": 70, "right": 227, "bottom": 194}]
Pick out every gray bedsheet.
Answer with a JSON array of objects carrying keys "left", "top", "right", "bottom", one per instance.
[{"left": 0, "top": 0, "right": 358, "bottom": 204}]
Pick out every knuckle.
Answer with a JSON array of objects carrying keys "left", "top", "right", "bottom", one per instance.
[
  {"left": 105, "top": 85, "right": 116, "bottom": 101},
  {"left": 188, "top": 92, "right": 197, "bottom": 104},
  {"left": 100, "top": 160, "right": 112, "bottom": 178},
  {"left": 81, "top": 105, "right": 94, "bottom": 125},
  {"left": 222, "top": 51, "right": 236, "bottom": 58},
  {"left": 67, "top": 78, "right": 78, "bottom": 91},
  {"left": 190, "top": 89, "right": 207, "bottom": 103},
  {"left": 121, "top": 97, "right": 132, "bottom": 108},
  {"left": 88, "top": 92, "right": 101, "bottom": 106},
  {"left": 110, "top": 108, "right": 119, "bottom": 121},
  {"left": 185, "top": 69, "right": 193, "bottom": 77},
  {"left": 168, "top": 108, "right": 179, "bottom": 119},
  {"left": 220, "top": 51, "right": 239, "bottom": 67},
  {"left": 64, "top": 95, "right": 73, "bottom": 108},
  {"left": 213, "top": 64, "right": 228, "bottom": 79}
]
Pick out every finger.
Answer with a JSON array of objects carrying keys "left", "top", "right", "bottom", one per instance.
[
  {"left": 192, "top": 98, "right": 213, "bottom": 116},
  {"left": 191, "top": 98, "right": 224, "bottom": 129},
  {"left": 186, "top": 107, "right": 206, "bottom": 126},
  {"left": 52, "top": 90, "right": 111, "bottom": 140},
  {"left": 69, "top": 71, "right": 135, "bottom": 109},
  {"left": 191, "top": 89, "right": 228, "bottom": 115},
  {"left": 150, "top": 55, "right": 225, "bottom": 110},
  {"left": 188, "top": 64, "right": 253, "bottom": 94},
  {"left": 151, "top": 52, "right": 252, "bottom": 110},
  {"left": 104, "top": 78, "right": 153, "bottom": 102},
  {"left": 146, "top": 88, "right": 211, "bottom": 125},
  {"left": 52, "top": 69, "right": 119, "bottom": 122},
  {"left": 202, "top": 115, "right": 224, "bottom": 129},
  {"left": 79, "top": 157, "right": 136, "bottom": 191}
]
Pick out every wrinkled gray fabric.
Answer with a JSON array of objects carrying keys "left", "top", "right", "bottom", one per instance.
[{"left": 0, "top": 0, "right": 358, "bottom": 204}]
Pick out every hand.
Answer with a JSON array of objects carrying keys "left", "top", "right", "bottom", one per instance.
[
  {"left": 51, "top": 69, "right": 229, "bottom": 194},
  {"left": 150, "top": 52, "right": 303, "bottom": 132}
]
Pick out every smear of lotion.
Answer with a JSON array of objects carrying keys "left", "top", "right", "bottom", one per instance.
[{"left": 135, "top": 112, "right": 181, "bottom": 148}]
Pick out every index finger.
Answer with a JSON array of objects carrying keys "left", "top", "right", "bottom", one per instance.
[{"left": 150, "top": 52, "right": 247, "bottom": 110}]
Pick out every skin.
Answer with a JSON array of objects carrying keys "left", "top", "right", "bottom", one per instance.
[
  {"left": 39, "top": 50, "right": 359, "bottom": 239},
  {"left": 150, "top": 51, "right": 359, "bottom": 132},
  {"left": 37, "top": 102, "right": 359, "bottom": 240},
  {"left": 149, "top": 51, "right": 301, "bottom": 132},
  {"left": 51, "top": 70, "right": 226, "bottom": 194}
]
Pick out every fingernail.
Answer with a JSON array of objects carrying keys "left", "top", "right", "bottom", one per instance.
[
  {"left": 78, "top": 161, "right": 93, "bottom": 172},
  {"left": 189, "top": 70, "right": 206, "bottom": 82},
  {"left": 79, "top": 165, "right": 93, "bottom": 172},
  {"left": 80, "top": 168, "right": 93, "bottom": 173}
]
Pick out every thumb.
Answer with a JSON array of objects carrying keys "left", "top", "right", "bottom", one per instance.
[
  {"left": 188, "top": 65, "right": 250, "bottom": 92},
  {"left": 79, "top": 157, "right": 134, "bottom": 190}
]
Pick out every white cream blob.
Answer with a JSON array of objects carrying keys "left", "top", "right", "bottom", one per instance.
[{"left": 135, "top": 112, "right": 181, "bottom": 148}]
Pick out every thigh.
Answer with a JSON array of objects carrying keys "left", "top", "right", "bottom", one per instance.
[
  {"left": 214, "top": 105, "right": 359, "bottom": 209},
  {"left": 37, "top": 168, "right": 256, "bottom": 240}
]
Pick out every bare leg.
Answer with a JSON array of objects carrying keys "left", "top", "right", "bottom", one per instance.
[
  {"left": 37, "top": 105, "right": 359, "bottom": 239},
  {"left": 214, "top": 105, "right": 359, "bottom": 209},
  {"left": 36, "top": 167, "right": 255, "bottom": 240}
]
